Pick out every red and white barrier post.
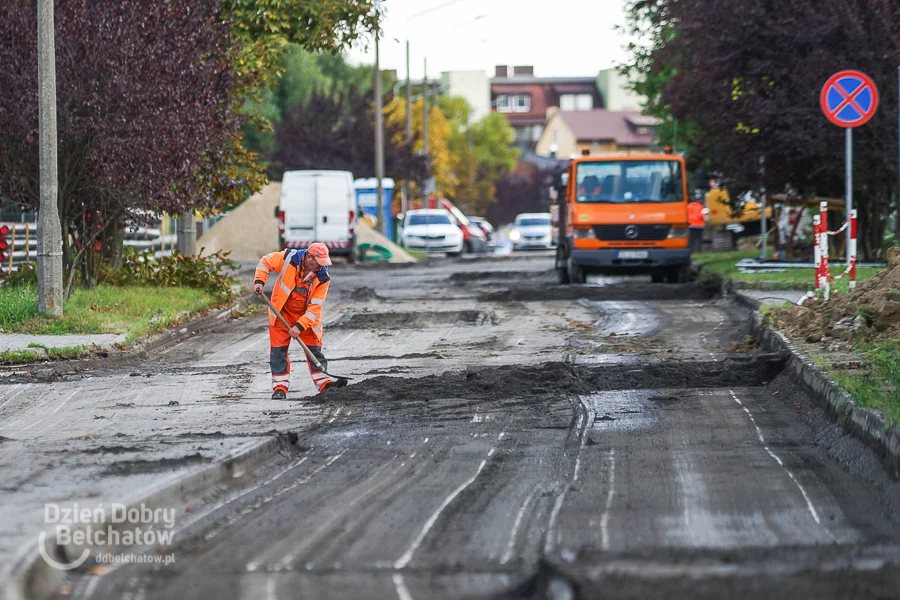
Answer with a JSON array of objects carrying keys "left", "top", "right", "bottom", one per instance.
[
  {"left": 819, "top": 201, "right": 830, "bottom": 292},
  {"left": 813, "top": 214, "right": 821, "bottom": 290},
  {"left": 849, "top": 209, "right": 857, "bottom": 289}
]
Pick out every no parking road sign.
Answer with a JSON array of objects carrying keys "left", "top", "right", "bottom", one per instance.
[
  {"left": 819, "top": 69, "right": 879, "bottom": 274},
  {"left": 820, "top": 70, "right": 879, "bottom": 128}
]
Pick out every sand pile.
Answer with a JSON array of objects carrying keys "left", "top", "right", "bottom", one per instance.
[
  {"left": 198, "top": 183, "right": 280, "bottom": 262},
  {"left": 764, "top": 247, "right": 900, "bottom": 343},
  {"left": 355, "top": 220, "right": 416, "bottom": 263},
  {"left": 198, "top": 182, "right": 416, "bottom": 264}
]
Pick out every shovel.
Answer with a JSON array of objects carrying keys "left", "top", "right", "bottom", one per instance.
[{"left": 259, "top": 293, "right": 352, "bottom": 383}]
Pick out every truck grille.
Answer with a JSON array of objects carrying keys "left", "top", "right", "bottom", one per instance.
[{"left": 593, "top": 224, "right": 670, "bottom": 241}]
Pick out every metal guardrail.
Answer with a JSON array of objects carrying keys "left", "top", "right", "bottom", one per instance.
[{"left": 0, "top": 222, "right": 177, "bottom": 272}]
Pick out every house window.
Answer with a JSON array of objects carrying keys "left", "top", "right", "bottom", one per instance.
[
  {"left": 560, "top": 93, "right": 593, "bottom": 111},
  {"left": 496, "top": 94, "right": 531, "bottom": 113},
  {"left": 532, "top": 125, "right": 542, "bottom": 141}
]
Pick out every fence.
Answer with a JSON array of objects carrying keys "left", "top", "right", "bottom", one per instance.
[{"left": 0, "top": 217, "right": 178, "bottom": 272}]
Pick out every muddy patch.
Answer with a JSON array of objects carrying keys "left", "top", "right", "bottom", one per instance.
[
  {"left": 330, "top": 309, "right": 496, "bottom": 329},
  {"left": 481, "top": 282, "right": 715, "bottom": 303},
  {"left": 449, "top": 270, "right": 555, "bottom": 283},
  {"left": 81, "top": 445, "right": 147, "bottom": 454},
  {"left": 346, "top": 287, "right": 383, "bottom": 301},
  {"left": 315, "top": 355, "right": 786, "bottom": 406}
]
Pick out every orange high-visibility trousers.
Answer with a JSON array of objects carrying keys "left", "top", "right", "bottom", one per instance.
[{"left": 269, "top": 299, "right": 336, "bottom": 394}]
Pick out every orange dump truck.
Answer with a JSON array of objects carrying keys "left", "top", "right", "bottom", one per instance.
[{"left": 551, "top": 153, "right": 691, "bottom": 284}]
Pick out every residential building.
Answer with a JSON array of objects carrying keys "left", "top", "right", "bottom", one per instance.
[
  {"left": 440, "top": 70, "right": 491, "bottom": 122},
  {"left": 490, "top": 65, "right": 602, "bottom": 151},
  {"left": 595, "top": 68, "right": 646, "bottom": 112},
  {"left": 534, "top": 108, "right": 660, "bottom": 157}
]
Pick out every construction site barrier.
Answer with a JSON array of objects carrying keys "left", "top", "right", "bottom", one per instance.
[{"left": 813, "top": 200, "right": 857, "bottom": 299}]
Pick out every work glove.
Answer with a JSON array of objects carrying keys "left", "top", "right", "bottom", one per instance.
[
  {"left": 253, "top": 283, "right": 264, "bottom": 295},
  {"left": 289, "top": 325, "right": 303, "bottom": 340}
]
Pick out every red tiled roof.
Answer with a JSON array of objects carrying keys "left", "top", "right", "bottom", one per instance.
[{"left": 558, "top": 110, "right": 659, "bottom": 146}]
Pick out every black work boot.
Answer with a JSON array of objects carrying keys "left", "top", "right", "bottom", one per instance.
[
  {"left": 272, "top": 389, "right": 287, "bottom": 400},
  {"left": 321, "top": 379, "right": 348, "bottom": 393}
]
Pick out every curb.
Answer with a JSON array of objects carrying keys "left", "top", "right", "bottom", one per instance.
[
  {"left": 749, "top": 311, "right": 900, "bottom": 480},
  {"left": 702, "top": 263, "right": 900, "bottom": 480},
  {"left": 7, "top": 432, "right": 296, "bottom": 600}
]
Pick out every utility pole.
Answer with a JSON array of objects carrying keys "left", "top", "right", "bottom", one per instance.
[
  {"left": 759, "top": 155, "right": 768, "bottom": 261},
  {"left": 422, "top": 58, "right": 429, "bottom": 158},
  {"left": 177, "top": 214, "right": 196, "bottom": 255},
  {"left": 403, "top": 41, "right": 411, "bottom": 214},
  {"left": 37, "top": 0, "right": 63, "bottom": 314},
  {"left": 374, "top": 32, "right": 386, "bottom": 236}
]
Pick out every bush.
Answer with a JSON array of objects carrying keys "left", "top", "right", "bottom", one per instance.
[
  {"left": 100, "top": 247, "right": 236, "bottom": 299},
  {"left": 0, "top": 261, "right": 37, "bottom": 287}
]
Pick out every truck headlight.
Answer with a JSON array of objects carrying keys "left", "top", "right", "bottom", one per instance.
[
  {"left": 668, "top": 227, "right": 689, "bottom": 239},
  {"left": 574, "top": 227, "right": 596, "bottom": 239}
]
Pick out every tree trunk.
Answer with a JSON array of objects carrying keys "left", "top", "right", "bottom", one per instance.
[{"left": 103, "top": 219, "right": 126, "bottom": 271}]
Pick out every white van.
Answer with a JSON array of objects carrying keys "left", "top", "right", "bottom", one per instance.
[{"left": 276, "top": 170, "right": 357, "bottom": 262}]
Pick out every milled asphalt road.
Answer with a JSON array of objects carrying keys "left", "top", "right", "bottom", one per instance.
[{"left": 4, "top": 254, "right": 900, "bottom": 599}]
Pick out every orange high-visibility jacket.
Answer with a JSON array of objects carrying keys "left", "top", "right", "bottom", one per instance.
[
  {"left": 254, "top": 249, "right": 330, "bottom": 340},
  {"left": 688, "top": 201, "right": 706, "bottom": 228}
]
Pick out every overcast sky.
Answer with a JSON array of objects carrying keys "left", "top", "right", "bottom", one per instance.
[{"left": 344, "top": 0, "right": 635, "bottom": 80}]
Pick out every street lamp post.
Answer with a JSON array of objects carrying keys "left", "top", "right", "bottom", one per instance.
[{"left": 374, "top": 31, "right": 386, "bottom": 236}]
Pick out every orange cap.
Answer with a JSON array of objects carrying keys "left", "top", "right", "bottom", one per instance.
[{"left": 307, "top": 242, "right": 332, "bottom": 266}]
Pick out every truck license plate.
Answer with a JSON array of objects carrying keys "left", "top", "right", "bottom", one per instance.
[{"left": 618, "top": 250, "right": 649, "bottom": 259}]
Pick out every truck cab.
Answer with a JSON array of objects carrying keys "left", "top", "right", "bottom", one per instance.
[{"left": 551, "top": 153, "right": 691, "bottom": 284}]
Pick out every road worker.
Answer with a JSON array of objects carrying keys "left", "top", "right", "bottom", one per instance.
[
  {"left": 253, "top": 243, "right": 346, "bottom": 399},
  {"left": 688, "top": 191, "right": 709, "bottom": 253}
]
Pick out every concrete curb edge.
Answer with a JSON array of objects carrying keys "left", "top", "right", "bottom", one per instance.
[
  {"left": 700, "top": 260, "right": 900, "bottom": 481},
  {"left": 8, "top": 432, "right": 294, "bottom": 600}
]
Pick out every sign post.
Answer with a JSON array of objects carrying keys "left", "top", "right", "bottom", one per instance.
[{"left": 820, "top": 70, "right": 879, "bottom": 268}]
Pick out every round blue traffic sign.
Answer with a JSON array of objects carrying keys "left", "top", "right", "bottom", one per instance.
[{"left": 820, "top": 70, "right": 879, "bottom": 128}]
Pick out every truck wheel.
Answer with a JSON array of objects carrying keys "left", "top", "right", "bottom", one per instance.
[
  {"left": 665, "top": 265, "right": 690, "bottom": 284},
  {"left": 567, "top": 257, "right": 586, "bottom": 284}
]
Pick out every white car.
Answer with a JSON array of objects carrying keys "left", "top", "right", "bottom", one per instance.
[
  {"left": 509, "top": 212, "right": 553, "bottom": 250},
  {"left": 400, "top": 209, "right": 464, "bottom": 255}
]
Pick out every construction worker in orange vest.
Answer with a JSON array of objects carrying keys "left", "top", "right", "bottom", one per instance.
[
  {"left": 253, "top": 243, "right": 346, "bottom": 399},
  {"left": 687, "top": 192, "right": 709, "bottom": 253}
]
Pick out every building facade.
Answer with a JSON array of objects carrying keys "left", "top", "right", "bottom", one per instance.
[{"left": 490, "top": 65, "right": 602, "bottom": 151}]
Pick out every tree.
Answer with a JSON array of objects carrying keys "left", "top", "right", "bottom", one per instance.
[
  {"left": 0, "top": 0, "right": 250, "bottom": 290},
  {"left": 624, "top": 0, "right": 900, "bottom": 258},
  {"left": 268, "top": 85, "right": 428, "bottom": 183},
  {"left": 438, "top": 97, "right": 519, "bottom": 215},
  {"left": 384, "top": 96, "right": 458, "bottom": 198}
]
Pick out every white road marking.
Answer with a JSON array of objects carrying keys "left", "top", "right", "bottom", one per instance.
[
  {"left": 501, "top": 489, "right": 537, "bottom": 564},
  {"left": 394, "top": 453, "right": 492, "bottom": 569},
  {"left": 600, "top": 449, "right": 616, "bottom": 551},
  {"left": 393, "top": 574, "right": 413, "bottom": 600},
  {"left": 338, "top": 331, "right": 358, "bottom": 347},
  {"left": 266, "top": 578, "right": 277, "bottom": 600},
  {"left": 0, "top": 383, "right": 23, "bottom": 409},
  {"left": 230, "top": 337, "right": 262, "bottom": 360},
  {"left": 730, "top": 390, "right": 821, "bottom": 525},
  {"left": 16, "top": 390, "right": 79, "bottom": 433}
]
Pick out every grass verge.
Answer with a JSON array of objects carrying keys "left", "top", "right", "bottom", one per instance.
[
  {"left": 812, "top": 340, "right": 900, "bottom": 425},
  {"left": 0, "top": 346, "right": 92, "bottom": 365},
  {"left": 694, "top": 250, "right": 882, "bottom": 292},
  {"left": 0, "top": 285, "right": 225, "bottom": 342}
]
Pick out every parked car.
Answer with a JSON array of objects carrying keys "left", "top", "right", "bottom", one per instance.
[
  {"left": 276, "top": 170, "right": 357, "bottom": 262},
  {"left": 424, "top": 197, "right": 487, "bottom": 253},
  {"left": 399, "top": 209, "right": 464, "bottom": 255},
  {"left": 468, "top": 216, "right": 495, "bottom": 247},
  {"left": 509, "top": 212, "right": 553, "bottom": 250}
]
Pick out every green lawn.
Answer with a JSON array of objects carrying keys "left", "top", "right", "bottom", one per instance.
[
  {"left": 694, "top": 250, "right": 882, "bottom": 292},
  {"left": 0, "top": 285, "right": 223, "bottom": 342},
  {"left": 815, "top": 340, "right": 900, "bottom": 425}
]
